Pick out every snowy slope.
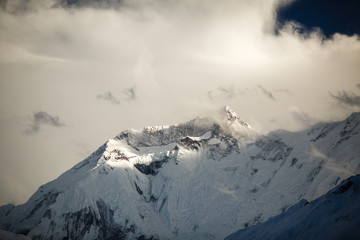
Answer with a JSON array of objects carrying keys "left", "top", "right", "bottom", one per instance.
[
  {"left": 0, "top": 107, "right": 359, "bottom": 240},
  {"left": 225, "top": 174, "right": 360, "bottom": 240}
]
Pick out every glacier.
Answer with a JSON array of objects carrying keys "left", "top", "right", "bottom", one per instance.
[{"left": 0, "top": 107, "right": 359, "bottom": 239}]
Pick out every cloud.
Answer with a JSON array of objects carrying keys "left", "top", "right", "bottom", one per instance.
[
  {"left": 56, "top": 0, "right": 124, "bottom": 9},
  {"left": 97, "top": 86, "right": 136, "bottom": 105},
  {"left": 289, "top": 107, "right": 317, "bottom": 129},
  {"left": 24, "top": 111, "right": 65, "bottom": 134},
  {"left": 208, "top": 85, "right": 276, "bottom": 101},
  {"left": 0, "top": 0, "right": 56, "bottom": 14},
  {"left": 257, "top": 85, "right": 276, "bottom": 100},
  {"left": 331, "top": 90, "right": 360, "bottom": 107},
  {"left": 123, "top": 86, "right": 136, "bottom": 101},
  {"left": 97, "top": 92, "right": 121, "bottom": 105}
]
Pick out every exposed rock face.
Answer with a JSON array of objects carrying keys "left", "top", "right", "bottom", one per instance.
[{"left": 0, "top": 108, "right": 359, "bottom": 240}]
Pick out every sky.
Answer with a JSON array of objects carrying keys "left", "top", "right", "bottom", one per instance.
[{"left": 0, "top": 0, "right": 360, "bottom": 205}]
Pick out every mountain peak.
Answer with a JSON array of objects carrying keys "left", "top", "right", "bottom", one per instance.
[
  {"left": 114, "top": 106, "right": 254, "bottom": 149},
  {"left": 215, "top": 106, "right": 251, "bottom": 130},
  {"left": 224, "top": 106, "right": 239, "bottom": 121}
]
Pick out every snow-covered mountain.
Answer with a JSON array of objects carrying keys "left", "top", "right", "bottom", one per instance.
[
  {"left": 0, "top": 107, "right": 359, "bottom": 240},
  {"left": 225, "top": 174, "right": 360, "bottom": 240}
]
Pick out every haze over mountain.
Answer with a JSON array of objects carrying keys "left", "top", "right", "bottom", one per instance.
[{"left": 0, "top": 107, "right": 359, "bottom": 239}]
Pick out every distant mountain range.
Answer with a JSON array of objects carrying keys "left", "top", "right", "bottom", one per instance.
[{"left": 0, "top": 106, "right": 359, "bottom": 239}]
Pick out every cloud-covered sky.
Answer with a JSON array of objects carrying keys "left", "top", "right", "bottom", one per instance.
[{"left": 0, "top": 0, "right": 360, "bottom": 205}]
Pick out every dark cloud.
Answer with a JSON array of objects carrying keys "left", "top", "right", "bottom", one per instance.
[
  {"left": 257, "top": 85, "right": 276, "bottom": 100},
  {"left": 357, "top": 83, "right": 360, "bottom": 89},
  {"left": 24, "top": 111, "right": 65, "bottom": 134},
  {"left": 0, "top": 0, "right": 53, "bottom": 14},
  {"left": 208, "top": 85, "right": 276, "bottom": 101},
  {"left": 97, "top": 87, "right": 136, "bottom": 105},
  {"left": 0, "top": 0, "right": 121, "bottom": 14},
  {"left": 331, "top": 90, "right": 360, "bottom": 107},
  {"left": 123, "top": 86, "right": 136, "bottom": 101},
  {"left": 97, "top": 92, "right": 121, "bottom": 105},
  {"left": 56, "top": 0, "right": 125, "bottom": 10}
]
